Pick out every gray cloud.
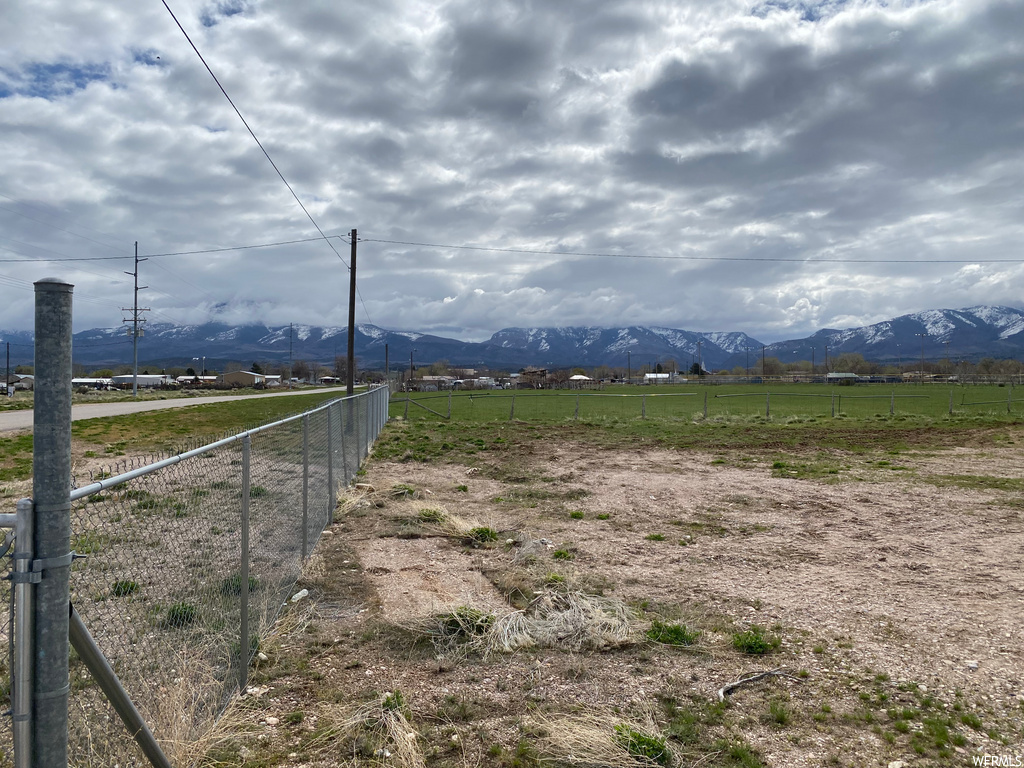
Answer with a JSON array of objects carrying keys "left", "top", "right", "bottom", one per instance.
[{"left": 0, "top": 0, "right": 1021, "bottom": 346}]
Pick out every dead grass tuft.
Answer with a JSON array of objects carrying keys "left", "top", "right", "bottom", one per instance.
[
  {"left": 402, "top": 589, "right": 641, "bottom": 657},
  {"left": 533, "top": 706, "right": 679, "bottom": 768}
]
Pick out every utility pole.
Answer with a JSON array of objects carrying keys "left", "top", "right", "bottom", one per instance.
[
  {"left": 697, "top": 340, "right": 702, "bottom": 376},
  {"left": 385, "top": 342, "right": 389, "bottom": 386},
  {"left": 347, "top": 228, "right": 357, "bottom": 396},
  {"left": 409, "top": 349, "right": 415, "bottom": 382},
  {"left": 824, "top": 344, "right": 829, "bottom": 373},
  {"left": 122, "top": 242, "right": 149, "bottom": 398},
  {"left": 288, "top": 323, "right": 293, "bottom": 389},
  {"left": 761, "top": 345, "right": 766, "bottom": 376},
  {"left": 916, "top": 333, "right": 927, "bottom": 384},
  {"left": 811, "top": 348, "right": 815, "bottom": 375},
  {"left": 5, "top": 341, "right": 8, "bottom": 396},
  {"left": 627, "top": 351, "right": 631, "bottom": 384}
]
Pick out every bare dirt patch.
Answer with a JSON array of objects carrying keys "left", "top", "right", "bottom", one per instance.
[{"left": 215, "top": 432, "right": 1024, "bottom": 768}]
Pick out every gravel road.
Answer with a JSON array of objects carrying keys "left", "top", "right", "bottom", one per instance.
[{"left": 0, "top": 387, "right": 344, "bottom": 433}]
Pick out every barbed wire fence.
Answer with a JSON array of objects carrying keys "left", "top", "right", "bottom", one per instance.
[{"left": 0, "top": 277, "right": 391, "bottom": 768}]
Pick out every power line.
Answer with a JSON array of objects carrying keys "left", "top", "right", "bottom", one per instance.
[
  {"left": 160, "top": 0, "right": 349, "bottom": 269},
  {"left": 142, "top": 236, "right": 327, "bottom": 258},
  {"left": 0, "top": 204, "right": 131, "bottom": 254}
]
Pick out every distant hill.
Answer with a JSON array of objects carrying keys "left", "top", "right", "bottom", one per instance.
[{"left": 3, "top": 305, "right": 1023, "bottom": 372}]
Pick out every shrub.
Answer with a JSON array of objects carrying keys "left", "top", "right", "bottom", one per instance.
[
  {"left": 732, "top": 625, "right": 781, "bottom": 655},
  {"left": 110, "top": 579, "right": 139, "bottom": 597},
  {"left": 647, "top": 620, "right": 699, "bottom": 646},
  {"left": 613, "top": 724, "right": 672, "bottom": 767},
  {"left": 164, "top": 601, "right": 198, "bottom": 628}
]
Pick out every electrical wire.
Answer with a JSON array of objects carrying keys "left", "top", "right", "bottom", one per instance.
[
  {"left": 0, "top": 204, "right": 131, "bottom": 254},
  {"left": 160, "top": 0, "right": 350, "bottom": 270}
]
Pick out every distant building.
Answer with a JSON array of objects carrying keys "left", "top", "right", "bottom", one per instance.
[
  {"left": 222, "top": 370, "right": 266, "bottom": 387},
  {"left": 111, "top": 374, "right": 172, "bottom": 388}
]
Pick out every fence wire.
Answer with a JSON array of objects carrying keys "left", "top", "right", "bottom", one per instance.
[{"left": 0, "top": 386, "right": 387, "bottom": 768}]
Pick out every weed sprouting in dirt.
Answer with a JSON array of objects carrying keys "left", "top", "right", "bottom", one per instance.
[
  {"left": 646, "top": 620, "right": 699, "bottom": 647},
  {"left": 732, "top": 625, "right": 781, "bottom": 655}
]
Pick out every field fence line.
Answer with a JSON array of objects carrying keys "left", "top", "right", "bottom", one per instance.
[
  {"left": 0, "top": 384, "right": 389, "bottom": 768},
  {"left": 393, "top": 385, "right": 1024, "bottom": 422}
]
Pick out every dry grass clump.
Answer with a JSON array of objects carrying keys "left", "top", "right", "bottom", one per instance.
[
  {"left": 404, "top": 589, "right": 641, "bottom": 657},
  {"left": 323, "top": 691, "right": 425, "bottom": 768},
  {"left": 533, "top": 707, "right": 679, "bottom": 768}
]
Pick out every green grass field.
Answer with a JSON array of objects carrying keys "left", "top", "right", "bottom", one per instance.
[
  {"left": 0, "top": 391, "right": 344, "bottom": 483},
  {"left": 391, "top": 382, "right": 1023, "bottom": 423}
]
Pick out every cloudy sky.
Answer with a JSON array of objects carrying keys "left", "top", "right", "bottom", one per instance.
[{"left": 1, "top": 0, "right": 1022, "bottom": 343}]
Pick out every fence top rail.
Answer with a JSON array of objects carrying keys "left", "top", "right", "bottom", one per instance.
[{"left": 69, "top": 386, "right": 386, "bottom": 501}]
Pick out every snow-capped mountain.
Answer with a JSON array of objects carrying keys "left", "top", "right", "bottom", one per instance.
[
  {"left": 753, "top": 306, "right": 1024, "bottom": 367},
  {"left": 3, "top": 306, "right": 1023, "bottom": 371}
]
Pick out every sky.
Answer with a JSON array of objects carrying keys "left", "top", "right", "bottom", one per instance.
[{"left": 1, "top": 0, "right": 1022, "bottom": 343}]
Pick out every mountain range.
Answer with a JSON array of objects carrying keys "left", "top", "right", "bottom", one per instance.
[{"left": 2, "top": 306, "right": 1023, "bottom": 373}]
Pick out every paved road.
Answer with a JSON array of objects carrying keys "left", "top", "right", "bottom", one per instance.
[{"left": 0, "top": 388, "right": 345, "bottom": 433}]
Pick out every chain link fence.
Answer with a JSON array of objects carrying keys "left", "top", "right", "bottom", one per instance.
[{"left": 0, "top": 385, "right": 388, "bottom": 767}]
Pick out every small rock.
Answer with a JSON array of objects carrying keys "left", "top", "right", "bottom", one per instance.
[
  {"left": 355, "top": 483, "right": 375, "bottom": 491},
  {"left": 265, "top": 716, "right": 280, "bottom": 726},
  {"left": 291, "top": 589, "right": 309, "bottom": 603},
  {"left": 888, "top": 762, "right": 905, "bottom": 768},
  {"left": 965, "top": 660, "right": 979, "bottom": 670},
  {"left": 257, "top": 652, "right": 269, "bottom": 662},
  {"left": 321, "top": 529, "right": 334, "bottom": 536}
]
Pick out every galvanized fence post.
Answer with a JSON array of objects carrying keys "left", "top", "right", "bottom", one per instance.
[
  {"left": 510, "top": 393, "right": 515, "bottom": 420},
  {"left": 703, "top": 391, "right": 708, "bottom": 419},
  {"left": 32, "top": 278, "right": 74, "bottom": 768},
  {"left": 642, "top": 393, "right": 646, "bottom": 419},
  {"left": 831, "top": 392, "right": 835, "bottom": 418},
  {"left": 890, "top": 390, "right": 895, "bottom": 416},
  {"left": 327, "top": 404, "right": 335, "bottom": 526},
  {"left": 12, "top": 497, "right": 34, "bottom": 768},
  {"left": 357, "top": 397, "right": 365, "bottom": 464},
  {"left": 765, "top": 391, "right": 770, "bottom": 418},
  {"left": 302, "top": 415, "right": 310, "bottom": 560},
  {"left": 574, "top": 394, "right": 579, "bottom": 420},
  {"left": 240, "top": 434, "right": 251, "bottom": 693},
  {"left": 340, "top": 401, "right": 350, "bottom": 487},
  {"left": 949, "top": 389, "right": 954, "bottom": 415}
]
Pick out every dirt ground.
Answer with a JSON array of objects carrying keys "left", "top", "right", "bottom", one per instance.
[{"left": 213, "top": 424, "right": 1024, "bottom": 768}]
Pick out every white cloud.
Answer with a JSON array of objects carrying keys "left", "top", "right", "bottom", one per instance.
[{"left": 0, "top": 0, "right": 1021, "bottom": 345}]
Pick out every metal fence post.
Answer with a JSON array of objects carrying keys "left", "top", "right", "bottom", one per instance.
[
  {"left": 890, "top": 390, "right": 895, "bottom": 416},
  {"left": 766, "top": 391, "right": 770, "bottom": 418},
  {"left": 340, "top": 400, "right": 351, "bottom": 486},
  {"left": 574, "top": 394, "right": 579, "bottom": 420},
  {"left": 831, "top": 391, "right": 835, "bottom": 418},
  {"left": 68, "top": 606, "right": 173, "bottom": 768},
  {"left": 949, "top": 389, "right": 954, "bottom": 415},
  {"left": 32, "top": 277, "right": 73, "bottom": 768},
  {"left": 703, "top": 391, "right": 708, "bottom": 419},
  {"left": 357, "top": 395, "right": 366, "bottom": 461},
  {"left": 302, "top": 415, "right": 309, "bottom": 560},
  {"left": 12, "top": 498, "right": 34, "bottom": 768},
  {"left": 240, "top": 435, "right": 251, "bottom": 693},
  {"left": 642, "top": 393, "right": 646, "bottom": 419},
  {"left": 327, "top": 405, "right": 335, "bottom": 526},
  {"left": 510, "top": 393, "right": 515, "bottom": 421}
]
